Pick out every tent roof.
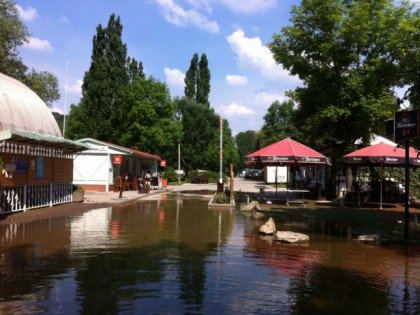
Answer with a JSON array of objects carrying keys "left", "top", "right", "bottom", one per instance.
[
  {"left": 246, "top": 137, "right": 330, "bottom": 166},
  {"left": 342, "top": 142, "right": 420, "bottom": 166}
]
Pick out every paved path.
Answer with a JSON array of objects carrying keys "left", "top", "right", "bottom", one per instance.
[{"left": 84, "top": 178, "right": 278, "bottom": 204}]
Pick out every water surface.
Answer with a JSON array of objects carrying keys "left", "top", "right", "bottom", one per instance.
[{"left": 1, "top": 192, "right": 420, "bottom": 314}]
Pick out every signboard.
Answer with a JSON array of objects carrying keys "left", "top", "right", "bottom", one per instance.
[
  {"left": 113, "top": 155, "right": 123, "bottom": 164},
  {"left": 160, "top": 160, "right": 167, "bottom": 167},
  {"left": 394, "top": 110, "right": 419, "bottom": 142}
]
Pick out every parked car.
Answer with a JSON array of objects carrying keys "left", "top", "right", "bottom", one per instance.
[
  {"left": 244, "top": 170, "right": 253, "bottom": 179},
  {"left": 244, "top": 169, "right": 262, "bottom": 180},
  {"left": 251, "top": 170, "right": 262, "bottom": 180}
]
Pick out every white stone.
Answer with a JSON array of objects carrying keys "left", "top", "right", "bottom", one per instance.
[
  {"left": 241, "top": 200, "right": 261, "bottom": 211},
  {"left": 275, "top": 231, "right": 309, "bottom": 243},
  {"left": 259, "top": 217, "right": 276, "bottom": 235}
]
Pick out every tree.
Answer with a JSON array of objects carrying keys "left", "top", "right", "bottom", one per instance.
[
  {"left": 268, "top": 0, "right": 414, "bottom": 193},
  {"left": 395, "top": 6, "right": 420, "bottom": 108},
  {"left": 259, "top": 100, "right": 301, "bottom": 148},
  {"left": 183, "top": 53, "right": 211, "bottom": 106},
  {"left": 127, "top": 56, "right": 145, "bottom": 82},
  {"left": 175, "top": 97, "right": 238, "bottom": 172},
  {"left": 235, "top": 130, "right": 258, "bottom": 170},
  {"left": 117, "top": 76, "right": 182, "bottom": 164},
  {"left": 0, "top": 0, "right": 29, "bottom": 79},
  {"left": 197, "top": 54, "right": 210, "bottom": 105},
  {"left": 25, "top": 69, "right": 60, "bottom": 107},
  {"left": 72, "top": 13, "right": 129, "bottom": 141},
  {"left": 268, "top": 0, "right": 417, "bottom": 149},
  {"left": 184, "top": 53, "right": 198, "bottom": 100}
]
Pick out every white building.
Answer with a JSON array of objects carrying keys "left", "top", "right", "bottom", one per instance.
[{"left": 73, "top": 138, "right": 161, "bottom": 192}]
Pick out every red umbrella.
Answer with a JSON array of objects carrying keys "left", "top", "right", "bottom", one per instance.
[
  {"left": 342, "top": 142, "right": 420, "bottom": 166},
  {"left": 342, "top": 142, "right": 420, "bottom": 208},
  {"left": 245, "top": 137, "right": 330, "bottom": 166}
]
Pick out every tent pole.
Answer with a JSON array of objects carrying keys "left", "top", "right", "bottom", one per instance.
[{"left": 380, "top": 162, "right": 383, "bottom": 209}]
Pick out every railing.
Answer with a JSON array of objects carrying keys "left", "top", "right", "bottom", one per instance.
[{"left": 0, "top": 183, "right": 72, "bottom": 213}]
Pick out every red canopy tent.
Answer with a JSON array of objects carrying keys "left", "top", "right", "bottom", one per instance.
[
  {"left": 245, "top": 137, "right": 331, "bottom": 166},
  {"left": 342, "top": 142, "right": 420, "bottom": 208},
  {"left": 245, "top": 138, "right": 330, "bottom": 199}
]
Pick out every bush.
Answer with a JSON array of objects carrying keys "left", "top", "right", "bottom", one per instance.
[
  {"left": 213, "top": 192, "right": 229, "bottom": 204},
  {"left": 163, "top": 166, "right": 178, "bottom": 182}
]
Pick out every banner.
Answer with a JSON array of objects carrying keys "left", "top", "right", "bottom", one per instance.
[{"left": 113, "top": 155, "right": 122, "bottom": 164}]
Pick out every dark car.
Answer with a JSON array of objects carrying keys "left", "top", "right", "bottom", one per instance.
[
  {"left": 244, "top": 170, "right": 253, "bottom": 179},
  {"left": 250, "top": 170, "right": 262, "bottom": 180}
]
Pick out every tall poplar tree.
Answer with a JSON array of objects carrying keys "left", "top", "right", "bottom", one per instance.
[
  {"left": 69, "top": 13, "right": 129, "bottom": 141},
  {"left": 197, "top": 54, "right": 210, "bottom": 105},
  {"left": 183, "top": 53, "right": 211, "bottom": 106},
  {"left": 184, "top": 53, "right": 198, "bottom": 100}
]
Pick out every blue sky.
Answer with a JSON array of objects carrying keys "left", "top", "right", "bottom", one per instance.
[{"left": 14, "top": 0, "right": 305, "bottom": 135}]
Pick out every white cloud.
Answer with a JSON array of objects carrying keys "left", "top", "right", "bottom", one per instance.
[
  {"left": 66, "top": 79, "right": 83, "bottom": 95},
  {"left": 51, "top": 107, "right": 63, "bottom": 115},
  {"left": 254, "top": 91, "right": 285, "bottom": 107},
  {"left": 219, "top": 0, "right": 277, "bottom": 14},
  {"left": 226, "top": 74, "right": 248, "bottom": 86},
  {"left": 221, "top": 102, "right": 255, "bottom": 116},
  {"left": 164, "top": 67, "right": 185, "bottom": 89},
  {"left": 227, "top": 29, "right": 291, "bottom": 81},
  {"left": 23, "top": 37, "right": 53, "bottom": 52},
  {"left": 15, "top": 5, "right": 38, "bottom": 21},
  {"left": 156, "top": 0, "right": 219, "bottom": 33}
]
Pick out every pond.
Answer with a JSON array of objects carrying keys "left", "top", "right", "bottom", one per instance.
[{"left": 1, "top": 192, "right": 420, "bottom": 314}]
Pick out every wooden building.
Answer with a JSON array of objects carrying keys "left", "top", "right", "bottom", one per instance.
[{"left": 0, "top": 73, "right": 88, "bottom": 213}]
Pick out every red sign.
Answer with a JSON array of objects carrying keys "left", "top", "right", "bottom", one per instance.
[
  {"left": 113, "top": 155, "right": 122, "bottom": 164},
  {"left": 160, "top": 160, "right": 167, "bottom": 167}
]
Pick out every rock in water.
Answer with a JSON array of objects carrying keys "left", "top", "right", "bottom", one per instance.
[
  {"left": 275, "top": 231, "right": 309, "bottom": 243},
  {"left": 259, "top": 217, "right": 276, "bottom": 235},
  {"left": 241, "top": 201, "right": 261, "bottom": 211}
]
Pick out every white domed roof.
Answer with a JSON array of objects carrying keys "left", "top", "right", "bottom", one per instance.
[{"left": 0, "top": 72, "right": 62, "bottom": 137}]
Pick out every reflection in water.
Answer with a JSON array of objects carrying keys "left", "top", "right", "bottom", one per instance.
[{"left": 0, "top": 194, "right": 420, "bottom": 314}]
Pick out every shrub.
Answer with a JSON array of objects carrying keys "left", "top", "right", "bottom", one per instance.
[{"left": 213, "top": 192, "right": 229, "bottom": 204}]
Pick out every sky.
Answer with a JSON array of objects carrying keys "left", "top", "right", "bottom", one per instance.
[
  {"left": 13, "top": 0, "right": 419, "bottom": 136},
  {"left": 14, "top": 0, "right": 303, "bottom": 136}
]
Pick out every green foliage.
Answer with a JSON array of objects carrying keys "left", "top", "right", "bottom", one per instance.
[
  {"left": 0, "top": 0, "right": 29, "bottom": 79},
  {"left": 259, "top": 100, "right": 301, "bottom": 148},
  {"left": 175, "top": 97, "right": 238, "bottom": 173},
  {"left": 197, "top": 53, "right": 210, "bottom": 106},
  {"left": 25, "top": 70, "right": 60, "bottom": 107},
  {"left": 235, "top": 130, "right": 258, "bottom": 170},
  {"left": 183, "top": 53, "right": 211, "bottom": 106},
  {"left": 162, "top": 166, "right": 178, "bottom": 182},
  {"left": 184, "top": 53, "right": 198, "bottom": 99},
  {"left": 65, "top": 103, "right": 87, "bottom": 139},
  {"left": 117, "top": 76, "right": 182, "bottom": 163},
  {"left": 268, "top": 0, "right": 417, "bottom": 192},
  {"left": 212, "top": 192, "right": 229, "bottom": 204},
  {"left": 67, "top": 13, "right": 129, "bottom": 141},
  {"left": 268, "top": 0, "right": 411, "bottom": 151}
]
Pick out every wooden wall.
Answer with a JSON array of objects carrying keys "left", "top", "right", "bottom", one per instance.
[{"left": 0, "top": 153, "right": 73, "bottom": 187}]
